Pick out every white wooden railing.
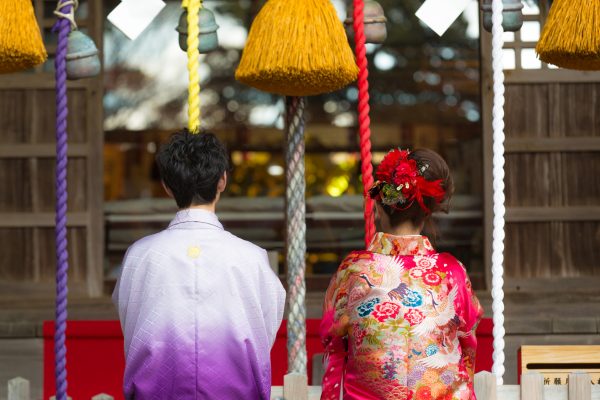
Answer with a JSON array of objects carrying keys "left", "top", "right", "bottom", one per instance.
[
  {"left": 7, "top": 371, "right": 600, "bottom": 400},
  {"left": 474, "top": 371, "right": 600, "bottom": 400},
  {"left": 6, "top": 377, "right": 113, "bottom": 400},
  {"left": 272, "top": 371, "right": 600, "bottom": 400}
]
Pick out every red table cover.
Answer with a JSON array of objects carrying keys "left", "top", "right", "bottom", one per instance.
[{"left": 43, "top": 318, "right": 494, "bottom": 399}]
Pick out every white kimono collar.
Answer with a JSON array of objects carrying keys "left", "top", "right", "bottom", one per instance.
[{"left": 167, "top": 208, "right": 223, "bottom": 230}]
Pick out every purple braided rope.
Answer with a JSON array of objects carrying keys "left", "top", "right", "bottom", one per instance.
[{"left": 53, "top": 2, "right": 71, "bottom": 399}]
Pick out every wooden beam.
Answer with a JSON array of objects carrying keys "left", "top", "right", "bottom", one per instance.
[
  {"left": 105, "top": 210, "right": 483, "bottom": 224},
  {"left": 505, "top": 69, "right": 600, "bottom": 84},
  {"left": 0, "top": 212, "right": 88, "bottom": 227},
  {"left": 0, "top": 74, "right": 90, "bottom": 89},
  {"left": 504, "top": 41, "right": 538, "bottom": 49},
  {"left": 505, "top": 277, "right": 600, "bottom": 293},
  {"left": 506, "top": 207, "right": 600, "bottom": 222},
  {"left": 522, "top": 14, "right": 542, "bottom": 22},
  {"left": 44, "top": 44, "right": 57, "bottom": 56},
  {"left": 506, "top": 137, "right": 600, "bottom": 153},
  {"left": 0, "top": 144, "right": 88, "bottom": 158},
  {"left": 41, "top": 18, "right": 88, "bottom": 29},
  {"left": 480, "top": 22, "right": 495, "bottom": 291},
  {"left": 85, "top": 0, "right": 106, "bottom": 298},
  {"left": 28, "top": 91, "right": 42, "bottom": 282}
]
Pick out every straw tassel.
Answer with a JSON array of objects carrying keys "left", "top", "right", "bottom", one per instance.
[
  {"left": 0, "top": 0, "right": 48, "bottom": 74},
  {"left": 536, "top": 0, "right": 600, "bottom": 71},
  {"left": 236, "top": 0, "right": 358, "bottom": 96}
]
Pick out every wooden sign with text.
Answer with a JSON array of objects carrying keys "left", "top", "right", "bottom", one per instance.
[{"left": 520, "top": 345, "right": 600, "bottom": 386}]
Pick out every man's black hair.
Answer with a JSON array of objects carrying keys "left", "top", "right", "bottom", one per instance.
[{"left": 156, "top": 129, "right": 229, "bottom": 209}]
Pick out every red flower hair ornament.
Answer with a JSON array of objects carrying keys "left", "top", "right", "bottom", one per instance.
[{"left": 368, "top": 149, "right": 446, "bottom": 213}]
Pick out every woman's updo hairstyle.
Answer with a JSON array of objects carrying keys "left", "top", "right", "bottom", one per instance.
[{"left": 370, "top": 148, "right": 454, "bottom": 228}]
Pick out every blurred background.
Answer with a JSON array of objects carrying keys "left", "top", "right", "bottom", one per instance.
[
  {"left": 1, "top": 1, "right": 599, "bottom": 393},
  {"left": 100, "top": 0, "right": 488, "bottom": 291}
]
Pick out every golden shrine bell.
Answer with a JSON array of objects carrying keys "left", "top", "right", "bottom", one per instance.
[
  {"left": 481, "top": 0, "right": 524, "bottom": 32},
  {"left": 345, "top": 0, "right": 387, "bottom": 44},
  {"left": 176, "top": 8, "right": 219, "bottom": 53},
  {"left": 66, "top": 30, "right": 101, "bottom": 80}
]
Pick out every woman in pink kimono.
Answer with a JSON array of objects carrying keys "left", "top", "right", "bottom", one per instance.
[{"left": 320, "top": 149, "right": 483, "bottom": 400}]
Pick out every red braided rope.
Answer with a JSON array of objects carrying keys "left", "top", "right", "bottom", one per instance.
[{"left": 353, "top": 0, "right": 376, "bottom": 248}]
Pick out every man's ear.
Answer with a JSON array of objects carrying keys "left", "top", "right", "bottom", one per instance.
[
  {"left": 161, "top": 181, "right": 174, "bottom": 198},
  {"left": 217, "top": 171, "right": 227, "bottom": 193}
]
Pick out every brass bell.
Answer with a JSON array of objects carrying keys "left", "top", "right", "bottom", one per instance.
[
  {"left": 481, "top": 0, "right": 524, "bottom": 32},
  {"left": 345, "top": 0, "right": 387, "bottom": 44},
  {"left": 66, "top": 30, "right": 101, "bottom": 80},
  {"left": 176, "top": 7, "right": 219, "bottom": 54}
]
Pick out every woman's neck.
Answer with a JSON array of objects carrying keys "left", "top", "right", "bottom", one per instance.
[{"left": 386, "top": 221, "right": 423, "bottom": 236}]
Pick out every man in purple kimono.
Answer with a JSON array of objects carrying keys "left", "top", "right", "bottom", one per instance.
[{"left": 113, "top": 130, "right": 286, "bottom": 399}]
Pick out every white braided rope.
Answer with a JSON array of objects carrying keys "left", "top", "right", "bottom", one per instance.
[
  {"left": 285, "top": 97, "right": 307, "bottom": 374},
  {"left": 490, "top": 0, "right": 506, "bottom": 386}
]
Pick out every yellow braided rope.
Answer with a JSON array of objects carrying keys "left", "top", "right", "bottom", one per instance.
[{"left": 185, "top": 0, "right": 201, "bottom": 132}]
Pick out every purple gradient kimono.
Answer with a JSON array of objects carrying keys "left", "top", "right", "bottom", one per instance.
[{"left": 113, "top": 209, "right": 286, "bottom": 400}]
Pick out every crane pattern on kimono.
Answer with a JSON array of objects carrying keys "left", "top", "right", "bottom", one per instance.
[
  {"left": 359, "top": 271, "right": 411, "bottom": 302},
  {"left": 413, "top": 286, "right": 459, "bottom": 337},
  {"left": 356, "top": 257, "right": 463, "bottom": 370},
  {"left": 358, "top": 256, "right": 412, "bottom": 299},
  {"left": 320, "top": 234, "right": 484, "bottom": 400}
]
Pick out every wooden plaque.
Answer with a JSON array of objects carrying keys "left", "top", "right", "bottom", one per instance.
[{"left": 520, "top": 345, "right": 600, "bottom": 386}]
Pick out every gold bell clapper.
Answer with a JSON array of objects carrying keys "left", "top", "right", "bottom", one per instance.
[
  {"left": 481, "top": 0, "right": 524, "bottom": 32},
  {"left": 345, "top": 0, "right": 387, "bottom": 44},
  {"left": 176, "top": 7, "right": 219, "bottom": 53},
  {"left": 66, "top": 30, "right": 101, "bottom": 80}
]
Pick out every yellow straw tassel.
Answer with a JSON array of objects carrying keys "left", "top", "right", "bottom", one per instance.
[
  {"left": 536, "top": 0, "right": 600, "bottom": 71},
  {"left": 235, "top": 0, "right": 358, "bottom": 96},
  {"left": 0, "top": 0, "right": 48, "bottom": 74}
]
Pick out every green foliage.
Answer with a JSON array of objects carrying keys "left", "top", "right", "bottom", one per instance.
[
  {"left": 364, "top": 332, "right": 383, "bottom": 348},
  {"left": 383, "top": 318, "right": 409, "bottom": 335}
]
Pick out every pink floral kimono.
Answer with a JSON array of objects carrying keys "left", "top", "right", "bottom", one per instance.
[{"left": 320, "top": 233, "right": 483, "bottom": 400}]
